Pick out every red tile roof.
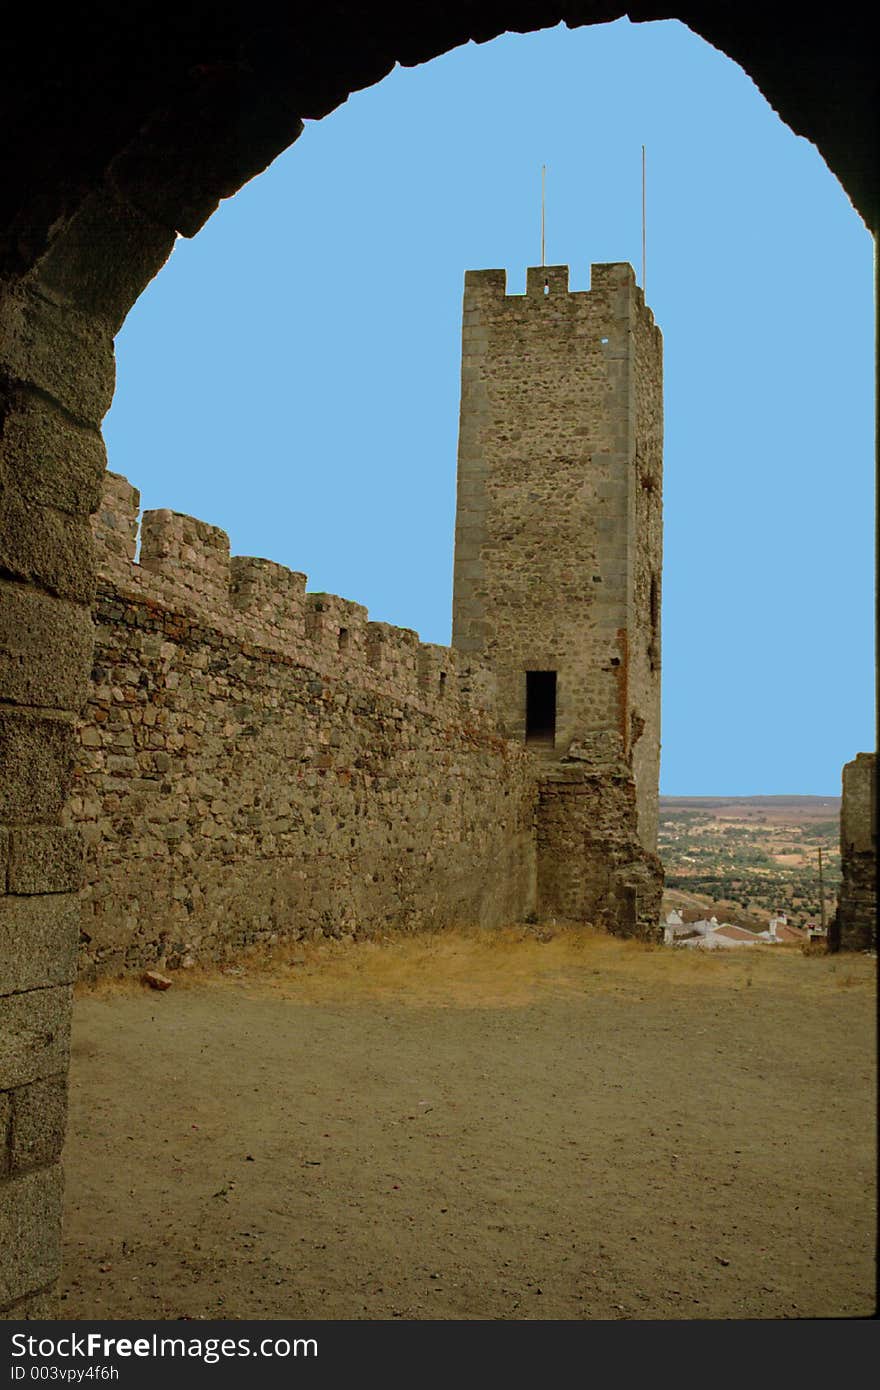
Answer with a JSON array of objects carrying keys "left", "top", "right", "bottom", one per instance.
[
  {"left": 774, "top": 923, "right": 807, "bottom": 942},
  {"left": 713, "top": 924, "right": 761, "bottom": 941}
]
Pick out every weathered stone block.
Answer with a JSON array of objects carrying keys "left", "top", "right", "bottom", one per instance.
[
  {"left": 0, "top": 487, "right": 97, "bottom": 603},
  {"left": 10, "top": 1075, "right": 68, "bottom": 1172},
  {"left": 0, "top": 709, "right": 74, "bottom": 823},
  {"left": 0, "top": 583, "right": 93, "bottom": 708},
  {"left": 0, "top": 285, "right": 115, "bottom": 426},
  {"left": 7, "top": 828, "right": 84, "bottom": 895},
  {"left": 0, "top": 1165, "right": 63, "bottom": 1309},
  {"left": 0, "top": 386, "right": 106, "bottom": 516},
  {"left": 28, "top": 183, "right": 176, "bottom": 333},
  {"left": 0, "top": 987, "right": 72, "bottom": 1091},
  {"left": 0, "top": 1092, "right": 10, "bottom": 1177},
  {"left": 0, "top": 896, "right": 79, "bottom": 994}
]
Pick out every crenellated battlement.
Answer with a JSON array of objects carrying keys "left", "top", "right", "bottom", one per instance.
[
  {"left": 303, "top": 591, "right": 368, "bottom": 660},
  {"left": 418, "top": 642, "right": 457, "bottom": 699},
  {"left": 90, "top": 470, "right": 499, "bottom": 724},
  {"left": 462, "top": 268, "right": 507, "bottom": 294},
  {"left": 364, "top": 620, "right": 420, "bottom": 682},
  {"left": 140, "top": 507, "right": 231, "bottom": 606},
  {"left": 230, "top": 555, "right": 308, "bottom": 639},
  {"left": 525, "top": 264, "right": 571, "bottom": 297},
  {"left": 92, "top": 469, "right": 140, "bottom": 568},
  {"left": 461, "top": 262, "right": 656, "bottom": 330}
]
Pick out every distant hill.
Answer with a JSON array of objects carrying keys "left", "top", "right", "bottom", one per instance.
[
  {"left": 660, "top": 795, "right": 839, "bottom": 824},
  {"left": 660, "top": 795, "right": 839, "bottom": 807}
]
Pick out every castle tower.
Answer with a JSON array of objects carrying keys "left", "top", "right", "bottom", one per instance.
[{"left": 452, "top": 262, "right": 663, "bottom": 933}]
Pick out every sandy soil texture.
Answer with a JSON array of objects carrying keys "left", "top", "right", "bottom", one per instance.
[{"left": 59, "top": 930, "right": 876, "bottom": 1320}]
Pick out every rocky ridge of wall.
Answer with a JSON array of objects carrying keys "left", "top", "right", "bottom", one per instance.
[
  {"left": 93, "top": 471, "right": 499, "bottom": 719},
  {"left": 69, "top": 472, "right": 537, "bottom": 975}
]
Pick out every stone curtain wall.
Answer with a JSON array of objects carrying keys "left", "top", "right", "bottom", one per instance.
[
  {"left": 69, "top": 473, "right": 537, "bottom": 975},
  {"left": 835, "top": 752, "right": 876, "bottom": 950}
]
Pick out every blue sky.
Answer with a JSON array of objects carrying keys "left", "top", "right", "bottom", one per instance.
[{"left": 104, "top": 19, "right": 875, "bottom": 796}]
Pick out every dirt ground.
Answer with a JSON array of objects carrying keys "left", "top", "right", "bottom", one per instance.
[{"left": 60, "top": 929, "right": 876, "bottom": 1321}]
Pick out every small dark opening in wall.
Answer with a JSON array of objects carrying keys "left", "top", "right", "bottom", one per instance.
[
  {"left": 526, "top": 670, "right": 557, "bottom": 745},
  {"left": 439, "top": 671, "right": 447, "bottom": 694},
  {"left": 649, "top": 573, "right": 660, "bottom": 672},
  {"left": 338, "top": 627, "right": 349, "bottom": 651},
  {"left": 650, "top": 575, "right": 660, "bottom": 631}
]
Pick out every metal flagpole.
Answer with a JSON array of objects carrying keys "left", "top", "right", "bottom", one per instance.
[
  {"left": 641, "top": 145, "right": 646, "bottom": 293},
  {"left": 541, "top": 164, "right": 546, "bottom": 267}
]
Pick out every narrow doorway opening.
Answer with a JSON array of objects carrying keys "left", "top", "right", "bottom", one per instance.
[{"left": 526, "top": 670, "right": 557, "bottom": 745}]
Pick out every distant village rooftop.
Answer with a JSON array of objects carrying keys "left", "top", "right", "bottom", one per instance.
[{"left": 662, "top": 909, "right": 818, "bottom": 949}]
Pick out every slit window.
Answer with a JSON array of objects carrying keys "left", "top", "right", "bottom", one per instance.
[
  {"left": 650, "top": 576, "right": 660, "bottom": 632},
  {"left": 526, "top": 670, "right": 557, "bottom": 745}
]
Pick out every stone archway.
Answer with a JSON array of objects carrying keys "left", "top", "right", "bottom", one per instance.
[{"left": 1, "top": 2, "right": 875, "bottom": 1316}]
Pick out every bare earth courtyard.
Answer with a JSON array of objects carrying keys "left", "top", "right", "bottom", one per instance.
[{"left": 60, "top": 930, "right": 876, "bottom": 1321}]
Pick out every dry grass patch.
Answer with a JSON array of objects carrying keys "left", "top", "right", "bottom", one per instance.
[{"left": 75, "top": 923, "right": 875, "bottom": 1010}]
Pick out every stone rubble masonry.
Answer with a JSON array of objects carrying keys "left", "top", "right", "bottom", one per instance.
[
  {"left": 71, "top": 470, "right": 538, "bottom": 975},
  {"left": 452, "top": 263, "right": 663, "bottom": 932},
  {"left": 835, "top": 752, "right": 876, "bottom": 950},
  {"left": 537, "top": 761, "right": 663, "bottom": 939}
]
